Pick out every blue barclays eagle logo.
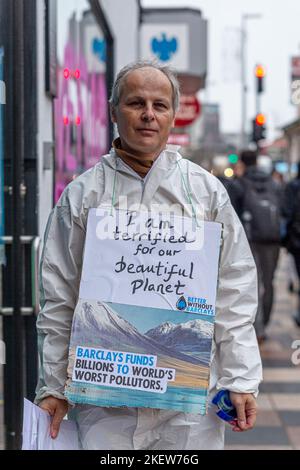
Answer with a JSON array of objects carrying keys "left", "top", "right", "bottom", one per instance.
[
  {"left": 92, "top": 38, "right": 106, "bottom": 63},
  {"left": 151, "top": 33, "right": 178, "bottom": 62}
]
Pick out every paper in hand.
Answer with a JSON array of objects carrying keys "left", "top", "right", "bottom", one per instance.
[{"left": 22, "top": 398, "right": 80, "bottom": 450}]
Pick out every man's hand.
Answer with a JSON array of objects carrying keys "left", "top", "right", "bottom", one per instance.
[
  {"left": 39, "top": 396, "right": 69, "bottom": 439},
  {"left": 229, "top": 392, "right": 257, "bottom": 432}
]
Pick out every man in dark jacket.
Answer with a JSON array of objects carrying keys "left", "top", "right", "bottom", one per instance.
[
  {"left": 232, "top": 150, "right": 282, "bottom": 342},
  {"left": 282, "top": 163, "right": 300, "bottom": 327}
]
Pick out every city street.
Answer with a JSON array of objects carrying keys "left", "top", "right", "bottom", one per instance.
[
  {"left": 225, "top": 250, "right": 300, "bottom": 450},
  {"left": 1, "top": 0, "right": 300, "bottom": 451}
]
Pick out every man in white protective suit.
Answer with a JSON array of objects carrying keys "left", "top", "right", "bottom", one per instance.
[{"left": 35, "top": 60, "right": 262, "bottom": 450}]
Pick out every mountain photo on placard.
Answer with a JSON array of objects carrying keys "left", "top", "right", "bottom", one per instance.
[
  {"left": 145, "top": 319, "right": 213, "bottom": 364},
  {"left": 66, "top": 299, "right": 213, "bottom": 414}
]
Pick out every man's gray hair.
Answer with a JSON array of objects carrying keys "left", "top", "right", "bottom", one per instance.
[{"left": 109, "top": 60, "right": 180, "bottom": 113}]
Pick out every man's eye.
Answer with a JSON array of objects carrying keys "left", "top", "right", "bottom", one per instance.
[
  {"left": 155, "top": 103, "right": 167, "bottom": 109},
  {"left": 129, "top": 101, "right": 143, "bottom": 106}
]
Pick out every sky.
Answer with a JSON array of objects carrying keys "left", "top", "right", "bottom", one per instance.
[{"left": 142, "top": 0, "right": 300, "bottom": 141}]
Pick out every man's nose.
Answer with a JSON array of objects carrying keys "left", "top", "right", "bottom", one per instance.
[{"left": 141, "top": 105, "right": 155, "bottom": 121}]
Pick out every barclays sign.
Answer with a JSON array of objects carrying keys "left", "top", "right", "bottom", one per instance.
[
  {"left": 151, "top": 33, "right": 178, "bottom": 62},
  {"left": 141, "top": 23, "right": 188, "bottom": 70},
  {"left": 140, "top": 8, "right": 207, "bottom": 92}
]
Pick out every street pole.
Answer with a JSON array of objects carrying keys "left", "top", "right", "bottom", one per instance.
[
  {"left": 256, "top": 90, "right": 260, "bottom": 116},
  {"left": 241, "top": 17, "right": 247, "bottom": 149},
  {"left": 8, "top": 0, "right": 25, "bottom": 450},
  {"left": 240, "top": 13, "right": 262, "bottom": 149}
]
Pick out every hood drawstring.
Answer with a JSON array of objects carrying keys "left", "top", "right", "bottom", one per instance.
[
  {"left": 110, "top": 164, "right": 118, "bottom": 216},
  {"left": 176, "top": 159, "right": 200, "bottom": 228}
]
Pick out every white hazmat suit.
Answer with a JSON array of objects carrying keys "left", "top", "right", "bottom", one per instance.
[{"left": 35, "top": 145, "right": 262, "bottom": 449}]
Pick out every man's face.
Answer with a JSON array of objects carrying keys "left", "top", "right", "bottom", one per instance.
[{"left": 111, "top": 67, "right": 175, "bottom": 159}]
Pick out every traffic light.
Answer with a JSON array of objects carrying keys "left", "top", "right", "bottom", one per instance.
[
  {"left": 228, "top": 153, "right": 239, "bottom": 164},
  {"left": 255, "top": 64, "right": 265, "bottom": 93},
  {"left": 256, "top": 113, "right": 266, "bottom": 126},
  {"left": 252, "top": 114, "right": 266, "bottom": 143}
]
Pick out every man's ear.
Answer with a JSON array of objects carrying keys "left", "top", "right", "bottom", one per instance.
[
  {"left": 110, "top": 105, "right": 117, "bottom": 124},
  {"left": 171, "top": 113, "right": 176, "bottom": 128}
]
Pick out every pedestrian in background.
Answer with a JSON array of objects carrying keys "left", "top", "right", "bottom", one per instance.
[
  {"left": 232, "top": 150, "right": 282, "bottom": 343},
  {"left": 282, "top": 162, "right": 300, "bottom": 327},
  {"left": 211, "top": 155, "right": 240, "bottom": 208}
]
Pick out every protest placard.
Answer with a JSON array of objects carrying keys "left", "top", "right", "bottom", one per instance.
[{"left": 65, "top": 209, "right": 221, "bottom": 414}]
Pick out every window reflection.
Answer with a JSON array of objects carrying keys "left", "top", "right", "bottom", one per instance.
[{"left": 55, "top": 2, "right": 108, "bottom": 202}]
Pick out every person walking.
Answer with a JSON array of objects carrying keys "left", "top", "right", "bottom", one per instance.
[
  {"left": 232, "top": 150, "right": 282, "bottom": 343},
  {"left": 282, "top": 162, "right": 300, "bottom": 327}
]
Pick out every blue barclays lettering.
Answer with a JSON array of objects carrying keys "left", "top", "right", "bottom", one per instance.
[
  {"left": 77, "top": 348, "right": 124, "bottom": 363},
  {"left": 125, "top": 353, "right": 155, "bottom": 366},
  {"left": 77, "top": 347, "right": 84, "bottom": 357}
]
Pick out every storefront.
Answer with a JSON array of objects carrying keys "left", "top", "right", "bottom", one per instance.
[
  {"left": 54, "top": 0, "right": 113, "bottom": 202},
  {"left": 283, "top": 118, "right": 300, "bottom": 172},
  {"left": 0, "top": 0, "right": 39, "bottom": 450},
  {"left": 0, "top": 0, "right": 114, "bottom": 449}
]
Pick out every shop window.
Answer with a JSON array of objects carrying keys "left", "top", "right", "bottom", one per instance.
[{"left": 54, "top": 0, "right": 108, "bottom": 202}]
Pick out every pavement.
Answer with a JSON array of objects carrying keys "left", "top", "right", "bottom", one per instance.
[
  {"left": 0, "top": 251, "right": 299, "bottom": 450},
  {"left": 225, "top": 250, "right": 300, "bottom": 450}
]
